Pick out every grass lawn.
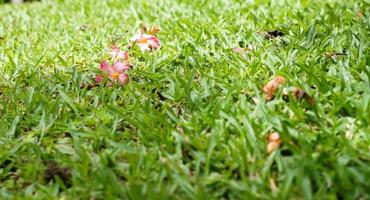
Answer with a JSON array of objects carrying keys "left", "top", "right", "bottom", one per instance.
[{"left": 0, "top": 0, "right": 369, "bottom": 199}]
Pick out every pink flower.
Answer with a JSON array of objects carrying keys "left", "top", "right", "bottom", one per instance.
[
  {"left": 96, "top": 61, "right": 129, "bottom": 85},
  {"left": 108, "top": 45, "right": 129, "bottom": 62},
  {"left": 130, "top": 30, "right": 160, "bottom": 52}
]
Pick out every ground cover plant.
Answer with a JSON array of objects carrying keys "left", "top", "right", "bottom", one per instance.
[{"left": 0, "top": 0, "right": 369, "bottom": 199}]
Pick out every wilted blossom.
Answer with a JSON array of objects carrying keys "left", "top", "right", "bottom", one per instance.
[
  {"left": 96, "top": 61, "right": 129, "bottom": 85},
  {"left": 147, "top": 25, "right": 160, "bottom": 35},
  {"left": 267, "top": 132, "right": 282, "bottom": 154},
  {"left": 130, "top": 30, "right": 160, "bottom": 52},
  {"left": 293, "top": 88, "right": 315, "bottom": 105},
  {"left": 263, "top": 76, "right": 286, "bottom": 101}
]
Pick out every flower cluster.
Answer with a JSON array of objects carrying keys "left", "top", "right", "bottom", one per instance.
[
  {"left": 261, "top": 75, "right": 316, "bottom": 154},
  {"left": 95, "top": 25, "right": 161, "bottom": 86}
]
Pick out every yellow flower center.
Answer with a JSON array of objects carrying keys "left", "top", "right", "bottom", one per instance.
[
  {"left": 139, "top": 38, "right": 148, "bottom": 43},
  {"left": 111, "top": 72, "right": 119, "bottom": 79}
]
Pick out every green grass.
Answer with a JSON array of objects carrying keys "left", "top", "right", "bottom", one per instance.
[{"left": 0, "top": 0, "right": 369, "bottom": 199}]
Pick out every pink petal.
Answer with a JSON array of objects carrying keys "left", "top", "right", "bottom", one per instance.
[
  {"left": 109, "top": 46, "right": 129, "bottom": 62},
  {"left": 123, "top": 51, "right": 129, "bottom": 61},
  {"left": 108, "top": 48, "right": 119, "bottom": 59},
  {"left": 130, "top": 31, "right": 143, "bottom": 42},
  {"left": 138, "top": 43, "right": 150, "bottom": 52},
  {"left": 107, "top": 68, "right": 116, "bottom": 77},
  {"left": 147, "top": 36, "right": 160, "bottom": 49},
  {"left": 95, "top": 75, "right": 103, "bottom": 83},
  {"left": 100, "top": 61, "right": 110, "bottom": 73},
  {"left": 118, "top": 73, "right": 129, "bottom": 85},
  {"left": 142, "top": 34, "right": 152, "bottom": 39},
  {"left": 113, "top": 61, "right": 129, "bottom": 73},
  {"left": 116, "top": 51, "right": 128, "bottom": 60},
  {"left": 147, "top": 35, "right": 158, "bottom": 41}
]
